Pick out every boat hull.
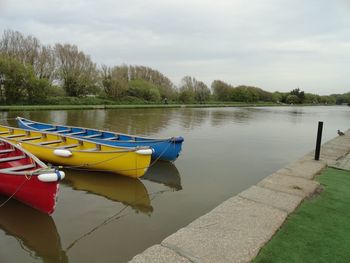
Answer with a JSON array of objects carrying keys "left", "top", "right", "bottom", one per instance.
[
  {"left": 0, "top": 174, "right": 58, "bottom": 214},
  {"left": 22, "top": 142, "right": 150, "bottom": 178},
  {"left": 17, "top": 117, "right": 184, "bottom": 161},
  {"left": 0, "top": 138, "right": 61, "bottom": 214},
  {"left": 0, "top": 125, "right": 152, "bottom": 178}
]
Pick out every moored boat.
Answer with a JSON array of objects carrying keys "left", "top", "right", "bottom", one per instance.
[
  {"left": 16, "top": 117, "right": 184, "bottom": 161},
  {"left": 0, "top": 138, "right": 65, "bottom": 214},
  {"left": 0, "top": 125, "right": 152, "bottom": 178}
]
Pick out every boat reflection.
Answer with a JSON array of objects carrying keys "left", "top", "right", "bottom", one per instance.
[
  {"left": 142, "top": 161, "right": 182, "bottom": 191},
  {"left": 0, "top": 196, "right": 67, "bottom": 263},
  {"left": 62, "top": 170, "right": 153, "bottom": 215}
]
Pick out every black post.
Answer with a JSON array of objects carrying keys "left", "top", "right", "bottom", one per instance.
[{"left": 315, "top": 121, "right": 323, "bottom": 160}]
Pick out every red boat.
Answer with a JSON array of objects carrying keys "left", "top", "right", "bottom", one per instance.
[{"left": 0, "top": 138, "right": 65, "bottom": 214}]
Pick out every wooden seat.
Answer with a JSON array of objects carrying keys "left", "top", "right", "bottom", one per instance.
[
  {"left": 84, "top": 133, "right": 102, "bottom": 138},
  {"left": 19, "top": 136, "right": 43, "bottom": 141},
  {"left": 42, "top": 127, "right": 57, "bottom": 131},
  {"left": 66, "top": 131, "right": 86, "bottom": 136},
  {"left": 0, "top": 155, "right": 26, "bottom": 162},
  {"left": 105, "top": 136, "right": 119, "bottom": 140},
  {"left": 38, "top": 140, "right": 63, "bottom": 145},
  {"left": 57, "top": 129, "right": 72, "bottom": 133},
  {"left": 56, "top": 144, "right": 80, "bottom": 149},
  {"left": 0, "top": 163, "right": 36, "bottom": 172},
  {"left": 0, "top": 148, "right": 15, "bottom": 154},
  {"left": 0, "top": 131, "right": 9, "bottom": 135},
  {"left": 4, "top": 134, "right": 26, "bottom": 138}
]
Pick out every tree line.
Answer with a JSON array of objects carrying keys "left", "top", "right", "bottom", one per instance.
[{"left": 0, "top": 29, "right": 348, "bottom": 105}]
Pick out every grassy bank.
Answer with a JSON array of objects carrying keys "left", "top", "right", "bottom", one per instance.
[
  {"left": 0, "top": 102, "right": 281, "bottom": 111},
  {"left": 253, "top": 167, "right": 350, "bottom": 263}
]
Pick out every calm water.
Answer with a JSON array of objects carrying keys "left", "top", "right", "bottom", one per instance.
[{"left": 0, "top": 106, "right": 349, "bottom": 262}]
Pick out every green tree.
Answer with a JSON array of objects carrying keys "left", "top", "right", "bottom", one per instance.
[
  {"left": 331, "top": 92, "right": 350, "bottom": 105},
  {"left": 0, "top": 55, "right": 27, "bottom": 103},
  {"left": 231, "top": 86, "right": 259, "bottom": 102},
  {"left": 127, "top": 79, "right": 161, "bottom": 102},
  {"left": 179, "top": 76, "right": 210, "bottom": 103},
  {"left": 0, "top": 55, "right": 50, "bottom": 104},
  {"left": 211, "top": 80, "right": 232, "bottom": 101},
  {"left": 319, "top": 95, "right": 336, "bottom": 105},
  {"left": 289, "top": 88, "right": 305, "bottom": 103},
  {"left": 128, "top": 65, "right": 176, "bottom": 100},
  {"left": 271, "top": 92, "right": 284, "bottom": 103},
  {"left": 286, "top": 94, "right": 299, "bottom": 104},
  {"left": 195, "top": 81, "right": 211, "bottom": 102}
]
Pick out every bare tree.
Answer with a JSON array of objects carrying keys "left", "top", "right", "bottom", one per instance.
[
  {"left": 0, "top": 29, "right": 57, "bottom": 80},
  {"left": 180, "top": 76, "right": 211, "bottom": 102},
  {"left": 55, "top": 43, "right": 98, "bottom": 96},
  {"left": 100, "top": 65, "right": 127, "bottom": 99},
  {"left": 0, "top": 29, "right": 40, "bottom": 65},
  {"left": 128, "top": 65, "right": 176, "bottom": 99}
]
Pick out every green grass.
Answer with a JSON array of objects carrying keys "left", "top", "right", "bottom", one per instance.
[{"left": 253, "top": 168, "right": 350, "bottom": 263}]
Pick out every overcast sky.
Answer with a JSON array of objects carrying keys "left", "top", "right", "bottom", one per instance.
[{"left": 0, "top": 0, "right": 349, "bottom": 94}]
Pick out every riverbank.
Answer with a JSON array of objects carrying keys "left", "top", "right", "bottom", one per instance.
[
  {"left": 253, "top": 167, "right": 350, "bottom": 263},
  {"left": 129, "top": 130, "right": 350, "bottom": 262},
  {"left": 0, "top": 102, "right": 336, "bottom": 111}
]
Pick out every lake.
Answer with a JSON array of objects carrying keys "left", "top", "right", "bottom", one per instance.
[{"left": 0, "top": 106, "right": 349, "bottom": 262}]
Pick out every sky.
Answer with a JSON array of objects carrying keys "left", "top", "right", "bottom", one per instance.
[{"left": 0, "top": 0, "right": 350, "bottom": 95}]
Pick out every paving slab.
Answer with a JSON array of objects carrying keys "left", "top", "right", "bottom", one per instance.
[
  {"left": 161, "top": 196, "right": 287, "bottom": 263},
  {"left": 276, "top": 159, "right": 326, "bottom": 180},
  {"left": 257, "top": 173, "right": 320, "bottom": 197},
  {"left": 322, "top": 141, "right": 350, "bottom": 150},
  {"left": 331, "top": 154, "right": 350, "bottom": 172},
  {"left": 239, "top": 185, "right": 303, "bottom": 213},
  {"left": 129, "top": 245, "right": 191, "bottom": 263}
]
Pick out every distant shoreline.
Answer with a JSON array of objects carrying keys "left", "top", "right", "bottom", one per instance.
[{"left": 0, "top": 103, "right": 339, "bottom": 111}]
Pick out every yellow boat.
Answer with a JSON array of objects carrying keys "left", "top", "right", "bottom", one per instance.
[{"left": 0, "top": 125, "right": 152, "bottom": 178}]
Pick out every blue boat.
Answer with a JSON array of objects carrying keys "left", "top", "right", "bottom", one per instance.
[{"left": 16, "top": 117, "right": 184, "bottom": 162}]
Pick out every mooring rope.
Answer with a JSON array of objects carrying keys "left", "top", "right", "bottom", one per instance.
[{"left": 64, "top": 188, "right": 170, "bottom": 252}]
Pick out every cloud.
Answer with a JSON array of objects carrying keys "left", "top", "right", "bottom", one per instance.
[{"left": 0, "top": 0, "right": 350, "bottom": 94}]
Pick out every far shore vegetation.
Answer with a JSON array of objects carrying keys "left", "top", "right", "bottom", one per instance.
[{"left": 0, "top": 29, "right": 349, "bottom": 108}]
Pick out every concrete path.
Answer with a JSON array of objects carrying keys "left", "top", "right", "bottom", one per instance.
[
  {"left": 129, "top": 130, "right": 350, "bottom": 263},
  {"left": 331, "top": 150, "right": 350, "bottom": 171}
]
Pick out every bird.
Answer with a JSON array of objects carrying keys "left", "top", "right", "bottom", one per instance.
[{"left": 337, "top": 130, "right": 345, "bottom": 136}]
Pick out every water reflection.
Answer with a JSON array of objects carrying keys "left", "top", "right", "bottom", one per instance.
[
  {"left": 247, "top": 106, "right": 307, "bottom": 124},
  {"left": 174, "top": 108, "right": 210, "bottom": 130},
  {"left": 12, "top": 109, "right": 179, "bottom": 136},
  {"left": 62, "top": 170, "right": 153, "bottom": 215},
  {"left": 2, "top": 109, "right": 209, "bottom": 134},
  {"left": 0, "top": 197, "right": 67, "bottom": 263},
  {"left": 142, "top": 162, "right": 182, "bottom": 191},
  {"left": 62, "top": 161, "right": 182, "bottom": 216},
  {"left": 210, "top": 108, "right": 253, "bottom": 126}
]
